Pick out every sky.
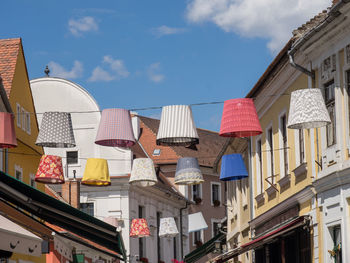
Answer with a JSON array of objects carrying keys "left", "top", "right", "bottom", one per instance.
[{"left": 1, "top": 0, "right": 330, "bottom": 132}]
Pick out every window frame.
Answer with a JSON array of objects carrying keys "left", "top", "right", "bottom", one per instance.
[
  {"left": 279, "top": 111, "right": 289, "bottom": 178},
  {"left": 80, "top": 202, "right": 95, "bottom": 217},
  {"left": 211, "top": 219, "right": 221, "bottom": 238},
  {"left": 256, "top": 137, "right": 263, "bottom": 195},
  {"left": 324, "top": 80, "right": 336, "bottom": 147},
  {"left": 210, "top": 182, "right": 221, "bottom": 206},
  {"left": 191, "top": 184, "right": 202, "bottom": 202},
  {"left": 14, "top": 165, "right": 23, "bottom": 181},
  {"left": 266, "top": 124, "right": 274, "bottom": 184},
  {"left": 16, "top": 103, "right": 21, "bottom": 127},
  {"left": 192, "top": 230, "right": 204, "bottom": 246}
]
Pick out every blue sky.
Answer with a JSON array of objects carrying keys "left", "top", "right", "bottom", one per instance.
[{"left": 1, "top": 0, "right": 330, "bottom": 131}]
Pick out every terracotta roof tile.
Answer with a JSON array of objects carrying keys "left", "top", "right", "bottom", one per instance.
[
  {"left": 292, "top": 10, "right": 328, "bottom": 41},
  {"left": 0, "top": 38, "right": 21, "bottom": 98}
]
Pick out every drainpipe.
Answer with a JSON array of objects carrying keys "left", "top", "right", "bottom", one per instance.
[
  {"left": 248, "top": 139, "right": 254, "bottom": 222},
  {"left": 288, "top": 52, "right": 315, "bottom": 81},
  {"left": 180, "top": 201, "right": 189, "bottom": 260}
]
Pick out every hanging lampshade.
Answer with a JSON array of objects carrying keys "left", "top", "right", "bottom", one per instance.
[
  {"left": 188, "top": 212, "right": 208, "bottom": 233},
  {"left": 220, "top": 98, "right": 262, "bottom": 137},
  {"left": 95, "top": 108, "right": 135, "bottom": 148},
  {"left": 129, "top": 158, "right": 157, "bottom": 187},
  {"left": 35, "top": 155, "right": 65, "bottom": 184},
  {"left": 130, "top": 218, "right": 150, "bottom": 238},
  {"left": 0, "top": 112, "right": 17, "bottom": 148},
  {"left": 159, "top": 217, "right": 179, "bottom": 238},
  {"left": 220, "top": 154, "right": 248, "bottom": 181},
  {"left": 174, "top": 157, "right": 203, "bottom": 185},
  {"left": 36, "top": 112, "right": 75, "bottom": 148},
  {"left": 156, "top": 105, "right": 199, "bottom": 146},
  {"left": 287, "top": 88, "right": 331, "bottom": 129},
  {"left": 81, "top": 158, "right": 111, "bottom": 186}
]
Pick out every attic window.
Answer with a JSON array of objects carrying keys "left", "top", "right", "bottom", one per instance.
[{"left": 153, "top": 149, "right": 161, "bottom": 156}]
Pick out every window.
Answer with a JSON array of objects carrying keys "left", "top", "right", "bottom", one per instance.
[
  {"left": 157, "top": 212, "right": 162, "bottom": 262},
  {"left": 331, "top": 225, "right": 342, "bottom": 263},
  {"left": 16, "top": 103, "right": 21, "bottom": 127},
  {"left": 30, "top": 173, "right": 36, "bottom": 188},
  {"left": 193, "top": 230, "right": 203, "bottom": 246},
  {"left": 347, "top": 70, "right": 350, "bottom": 136},
  {"left": 138, "top": 206, "right": 145, "bottom": 258},
  {"left": 211, "top": 183, "right": 221, "bottom": 206},
  {"left": 173, "top": 217, "right": 178, "bottom": 259},
  {"left": 21, "top": 107, "right": 26, "bottom": 131},
  {"left": 280, "top": 114, "right": 288, "bottom": 177},
  {"left": 25, "top": 111, "right": 31, "bottom": 134},
  {"left": 257, "top": 139, "right": 263, "bottom": 194},
  {"left": 299, "top": 129, "right": 305, "bottom": 164},
  {"left": 212, "top": 221, "right": 220, "bottom": 237},
  {"left": 192, "top": 184, "right": 202, "bottom": 202},
  {"left": 80, "top": 203, "right": 94, "bottom": 216},
  {"left": 325, "top": 80, "right": 336, "bottom": 147},
  {"left": 153, "top": 149, "right": 161, "bottom": 156},
  {"left": 15, "top": 165, "right": 23, "bottom": 181},
  {"left": 267, "top": 127, "right": 274, "bottom": 184},
  {"left": 66, "top": 151, "right": 78, "bottom": 165}
]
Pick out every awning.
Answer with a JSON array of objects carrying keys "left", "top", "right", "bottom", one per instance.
[
  {"left": 184, "top": 232, "right": 225, "bottom": 263},
  {"left": 0, "top": 215, "right": 42, "bottom": 257},
  {"left": 214, "top": 216, "right": 309, "bottom": 263},
  {"left": 0, "top": 171, "right": 126, "bottom": 261}
]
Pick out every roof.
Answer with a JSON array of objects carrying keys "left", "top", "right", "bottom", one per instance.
[
  {"left": 138, "top": 115, "right": 228, "bottom": 167},
  {"left": 0, "top": 170, "right": 126, "bottom": 261},
  {"left": 0, "top": 38, "right": 21, "bottom": 97}
]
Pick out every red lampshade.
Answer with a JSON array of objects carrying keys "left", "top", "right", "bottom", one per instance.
[
  {"left": 35, "top": 155, "right": 65, "bottom": 184},
  {"left": 219, "top": 98, "right": 262, "bottom": 137},
  {"left": 0, "top": 112, "right": 17, "bottom": 148},
  {"left": 130, "top": 218, "right": 150, "bottom": 238}
]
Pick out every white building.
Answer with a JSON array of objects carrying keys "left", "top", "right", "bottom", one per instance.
[{"left": 30, "top": 76, "right": 189, "bottom": 263}]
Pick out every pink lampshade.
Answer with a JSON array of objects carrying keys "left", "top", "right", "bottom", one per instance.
[
  {"left": 35, "top": 155, "right": 65, "bottom": 184},
  {"left": 95, "top": 108, "right": 135, "bottom": 148},
  {"left": 219, "top": 98, "right": 262, "bottom": 137},
  {"left": 130, "top": 218, "right": 150, "bottom": 238},
  {"left": 0, "top": 112, "right": 17, "bottom": 148}
]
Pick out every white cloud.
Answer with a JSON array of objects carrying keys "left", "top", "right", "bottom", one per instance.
[
  {"left": 152, "top": 25, "right": 187, "bottom": 37},
  {"left": 68, "top": 16, "right": 98, "bottom": 36},
  {"left": 88, "top": 66, "right": 114, "bottom": 82},
  {"left": 103, "top": 56, "right": 130, "bottom": 78},
  {"left": 186, "top": 0, "right": 330, "bottom": 53},
  {"left": 48, "top": 60, "right": 83, "bottom": 79},
  {"left": 88, "top": 56, "right": 130, "bottom": 82},
  {"left": 148, "top": 62, "right": 165, "bottom": 83}
]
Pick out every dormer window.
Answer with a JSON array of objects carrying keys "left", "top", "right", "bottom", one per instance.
[{"left": 153, "top": 149, "right": 161, "bottom": 156}]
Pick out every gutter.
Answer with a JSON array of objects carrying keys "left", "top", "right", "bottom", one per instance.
[{"left": 180, "top": 201, "right": 188, "bottom": 260}]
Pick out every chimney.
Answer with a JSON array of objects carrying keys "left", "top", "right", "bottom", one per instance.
[{"left": 61, "top": 170, "right": 80, "bottom": 209}]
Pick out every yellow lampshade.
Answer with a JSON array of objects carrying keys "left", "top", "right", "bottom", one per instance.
[{"left": 82, "top": 158, "right": 111, "bottom": 186}]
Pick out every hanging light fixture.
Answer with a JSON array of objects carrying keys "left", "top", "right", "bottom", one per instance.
[
  {"left": 287, "top": 88, "right": 331, "bottom": 129},
  {"left": 156, "top": 105, "right": 199, "bottom": 146},
  {"left": 0, "top": 112, "right": 17, "bottom": 148},
  {"left": 220, "top": 154, "right": 248, "bottom": 181},
  {"left": 129, "top": 158, "right": 158, "bottom": 187},
  {"left": 130, "top": 218, "right": 151, "bottom": 238},
  {"left": 188, "top": 212, "right": 208, "bottom": 233},
  {"left": 174, "top": 157, "right": 203, "bottom": 185},
  {"left": 95, "top": 108, "right": 135, "bottom": 148},
  {"left": 81, "top": 158, "right": 111, "bottom": 186},
  {"left": 219, "top": 98, "right": 262, "bottom": 137},
  {"left": 158, "top": 217, "right": 179, "bottom": 238},
  {"left": 35, "top": 155, "right": 65, "bottom": 184},
  {"left": 36, "top": 112, "right": 75, "bottom": 148}
]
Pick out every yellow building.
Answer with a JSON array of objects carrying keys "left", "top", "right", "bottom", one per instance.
[{"left": 0, "top": 38, "right": 45, "bottom": 263}]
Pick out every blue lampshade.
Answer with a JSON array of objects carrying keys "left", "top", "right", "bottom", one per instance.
[{"left": 220, "top": 154, "right": 248, "bottom": 181}]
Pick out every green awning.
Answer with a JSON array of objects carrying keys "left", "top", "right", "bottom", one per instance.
[
  {"left": 0, "top": 171, "right": 126, "bottom": 261},
  {"left": 184, "top": 232, "right": 225, "bottom": 263}
]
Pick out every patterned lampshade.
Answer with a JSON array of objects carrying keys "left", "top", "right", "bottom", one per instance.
[
  {"left": 35, "top": 155, "right": 65, "bottom": 184},
  {"left": 159, "top": 217, "right": 179, "bottom": 238},
  {"left": 174, "top": 157, "right": 203, "bottom": 185},
  {"left": 82, "top": 158, "right": 111, "bottom": 186},
  {"left": 0, "top": 112, "right": 17, "bottom": 148},
  {"left": 36, "top": 112, "right": 76, "bottom": 148},
  {"left": 156, "top": 105, "right": 199, "bottom": 146},
  {"left": 130, "top": 218, "right": 150, "bottom": 238},
  {"left": 129, "top": 158, "right": 158, "bottom": 187},
  {"left": 220, "top": 154, "right": 248, "bottom": 181},
  {"left": 287, "top": 88, "right": 331, "bottom": 129},
  {"left": 95, "top": 108, "right": 135, "bottom": 148},
  {"left": 220, "top": 98, "right": 262, "bottom": 137},
  {"left": 188, "top": 212, "right": 208, "bottom": 233}
]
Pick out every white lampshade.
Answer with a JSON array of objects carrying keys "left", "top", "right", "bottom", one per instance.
[
  {"left": 287, "top": 88, "right": 331, "bottom": 129},
  {"left": 156, "top": 105, "right": 199, "bottom": 146},
  {"left": 159, "top": 217, "right": 179, "bottom": 238},
  {"left": 188, "top": 212, "right": 208, "bottom": 233},
  {"left": 129, "top": 158, "right": 158, "bottom": 187}
]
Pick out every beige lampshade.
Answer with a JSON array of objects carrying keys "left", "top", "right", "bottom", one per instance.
[
  {"left": 159, "top": 217, "right": 179, "bottom": 238},
  {"left": 129, "top": 158, "right": 157, "bottom": 187}
]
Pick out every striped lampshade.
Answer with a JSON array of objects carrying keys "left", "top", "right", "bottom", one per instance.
[
  {"left": 130, "top": 218, "right": 150, "bottom": 238},
  {"left": 220, "top": 98, "right": 262, "bottom": 137},
  {"left": 82, "top": 158, "right": 111, "bottom": 186},
  {"left": 36, "top": 112, "right": 76, "bottom": 148},
  {"left": 175, "top": 157, "right": 203, "bottom": 185},
  {"left": 35, "top": 155, "right": 65, "bottom": 184},
  {"left": 95, "top": 108, "right": 135, "bottom": 148},
  {"left": 0, "top": 112, "right": 17, "bottom": 148},
  {"left": 287, "top": 88, "right": 331, "bottom": 129},
  {"left": 156, "top": 105, "right": 199, "bottom": 146}
]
